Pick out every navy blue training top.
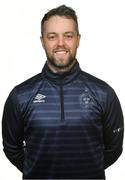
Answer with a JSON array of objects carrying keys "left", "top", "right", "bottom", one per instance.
[{"left": 2, "top": 61, "right": 124, "bottom": 179}]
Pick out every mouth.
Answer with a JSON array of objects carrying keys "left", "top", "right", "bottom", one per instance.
[{"left": 54, "top": 49, "right": 69, "bottom": 55}]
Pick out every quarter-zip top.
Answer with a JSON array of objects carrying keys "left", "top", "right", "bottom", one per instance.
[{"left": 2, "top": 61, "right": 124, "bottom": 179}]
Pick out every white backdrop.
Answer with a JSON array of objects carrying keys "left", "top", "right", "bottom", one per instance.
[{"left": 0, "top": 0, "right": 125, "bottom": 179}]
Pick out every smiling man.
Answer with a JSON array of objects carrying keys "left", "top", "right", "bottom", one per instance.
[
  {"left": 2, "top": 5, "right": 124, "bottom": 180},
  {"left": 41, "top": 14, "right": 80, "bottom": 73}
]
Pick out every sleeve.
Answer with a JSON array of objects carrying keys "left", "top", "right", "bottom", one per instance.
[
  {"left": 103, "top": 87, "right": 124, "bottom": 169},
  {"left": 2, "top": 88, "right": 24, "bottom": 172}
]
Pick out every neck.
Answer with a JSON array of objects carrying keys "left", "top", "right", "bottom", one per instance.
[
  {"left": 47, "top": 59, "right": 77, "bottom": 74},
  {"left": 43, "top": 60, "right": 81, "bottom": 86}
]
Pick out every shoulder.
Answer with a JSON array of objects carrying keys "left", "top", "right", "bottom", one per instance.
[
  {"left": 13, "top": 72, "right": 44, "bottom": 94},
  {"left": 7, "top": 72, "right": 44, "bottom": 103},
  {"left": 80, "top": 70, "right": 108, "bottom": 87},
  {"left": 79, "top": 70, "right": 117, "bottom": 101},
  {"left": 16, "top": 72, "right": 43, "bottom": 91},
  {"left": 78, "top": 71, "right": 122, "bottom": 115}
]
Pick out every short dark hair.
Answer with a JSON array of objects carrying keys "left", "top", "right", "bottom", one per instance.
[{"left": 41, "top": 5, "right": 79, "bottom": 36}]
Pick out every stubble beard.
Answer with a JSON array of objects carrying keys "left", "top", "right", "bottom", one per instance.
[{"left": 47, "top": 54, "right": 77, "bottom": 73}]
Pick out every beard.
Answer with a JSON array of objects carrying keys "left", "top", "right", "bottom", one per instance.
[
  {"left": 46, "top": 49, "right": 77, "bottom": 72},
  {"left": 47, "top": 56, "right": 75, "bottom": 69}
]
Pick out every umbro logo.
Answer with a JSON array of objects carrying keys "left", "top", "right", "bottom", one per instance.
[{"left": 33, "top": 93, "right": 46, "bottom": 103}]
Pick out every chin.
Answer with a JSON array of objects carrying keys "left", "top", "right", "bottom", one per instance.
[{"left": 47, "top": 56, "right": 76, "bottom": 71}]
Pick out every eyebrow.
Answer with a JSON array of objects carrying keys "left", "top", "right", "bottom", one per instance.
[
  {"left": 64, "top": 31, "right": 75, "bottom": 34},
  {"left": 47, "top": 31, "right": 75, "bottom": 36},
  {"left": 47, "top": 32, "right": 57, "bottom": 36}
]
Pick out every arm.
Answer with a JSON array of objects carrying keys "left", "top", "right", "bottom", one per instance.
[
  {"left": 2, "top": 88, "right": 24, "bottom": 172},
  {"left": 103, "top": 88, "right": 124, "bottom": 169}
]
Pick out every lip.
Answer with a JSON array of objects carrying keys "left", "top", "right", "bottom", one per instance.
[
  {"left": 54, "top": 49, "right": 69, "bottom": 54},
  {"left": 55, "top": 51, "right": 67, "bottom": 55}
]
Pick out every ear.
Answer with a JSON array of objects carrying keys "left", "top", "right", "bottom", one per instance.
[
  {"left": 77, "top": 34, "right": 81, "bottom": 48},
  {"left": 40, "top": 36, "right": 45, "bottom": 49}
]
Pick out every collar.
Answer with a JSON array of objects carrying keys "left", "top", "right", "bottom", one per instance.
[{"left": 42, "top": 60, "right": 81, "bottom": 85}]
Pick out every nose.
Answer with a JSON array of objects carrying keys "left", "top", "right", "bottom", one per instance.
[{"left": 57, "top": 36, "right": 65, "bottom": 46}]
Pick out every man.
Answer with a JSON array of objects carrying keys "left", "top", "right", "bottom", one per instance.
[{"left": 2, "top": 5, "right": 124, "bottom": 179}]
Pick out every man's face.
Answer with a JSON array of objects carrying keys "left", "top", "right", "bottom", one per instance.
[{"left": 41, "top": 15, "right": 80, "bottom": 72}]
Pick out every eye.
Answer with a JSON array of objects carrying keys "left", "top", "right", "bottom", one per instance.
[
  {"left": 64, "top": 33, "right": 74, "bottom": 40},
  {"left": 47, "top": 34, "right": 57, "bottom": 41}
]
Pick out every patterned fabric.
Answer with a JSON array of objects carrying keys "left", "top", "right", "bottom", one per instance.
[{"left": 2, "top": 61, "right": 124, "bottom": 179}]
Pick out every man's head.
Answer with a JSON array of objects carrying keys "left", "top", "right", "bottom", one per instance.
[{"left": 40, "top": 5, "right": 81, "bottom": 73}]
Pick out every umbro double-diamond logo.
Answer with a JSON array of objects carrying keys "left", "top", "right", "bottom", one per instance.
[{"left": 33, "top": 93, "right": 46, "bottom": 103}]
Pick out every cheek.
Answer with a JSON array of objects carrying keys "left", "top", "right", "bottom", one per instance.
[
  {"left": 43, "top": 43, "right": 53, "bottom": 53},
  {"left": 70, "top": 44, "right": 79, "bottom": 52},
  {"left": 67, "top": 39, "right": 79, "bottom": 50},
  {"left": 44, "top": 42, "right": 57, "bottom": 52}
]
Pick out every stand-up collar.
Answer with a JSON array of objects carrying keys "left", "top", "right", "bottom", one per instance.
[{"left": 42, "top": 60, "right": 81, "bottom": 85}]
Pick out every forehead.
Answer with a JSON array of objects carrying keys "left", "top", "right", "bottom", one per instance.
[{"left": 43, "top": 15, "right": 76, "bottom": 33}]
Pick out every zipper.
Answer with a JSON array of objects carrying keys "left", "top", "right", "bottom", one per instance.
[{"left": 60, "top": 77, "right": 65, "bottom": 123}]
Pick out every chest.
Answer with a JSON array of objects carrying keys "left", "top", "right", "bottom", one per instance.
[{"left": 23, "top": 82, "right": 103, "bottom": 130}]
